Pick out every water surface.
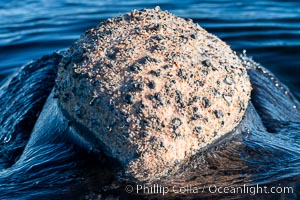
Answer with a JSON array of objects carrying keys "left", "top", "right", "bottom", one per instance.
[
  {"left": 1, "top": 0, "right": 300, "bottom": 96},
  {"left": 0, "top": 0, "right": 299, "bottom": 199}
]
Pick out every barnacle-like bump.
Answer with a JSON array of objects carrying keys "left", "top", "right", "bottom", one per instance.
[{"left": 55, "top": 7, "right": 251, "bottom": 180}]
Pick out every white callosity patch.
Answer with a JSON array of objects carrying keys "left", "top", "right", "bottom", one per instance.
[{"left": 55, "top": 7, "right": 251, "bottom": 180}]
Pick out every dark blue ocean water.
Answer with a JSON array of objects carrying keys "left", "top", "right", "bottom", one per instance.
[
  {"left": 1, "top": 0, "right": 300, "bottom": 96},
  {"left": 0, "top": 1, "right": 300, "bottom": 200}
]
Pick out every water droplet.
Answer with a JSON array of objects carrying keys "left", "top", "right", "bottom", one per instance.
[
  {"left": 3, "top": 134, "right": 11, "bottom": 144},
  {"left": 155, "top": 6, "right": 161, "bottom": 11}
]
